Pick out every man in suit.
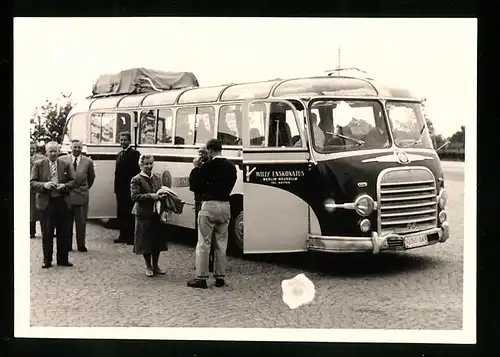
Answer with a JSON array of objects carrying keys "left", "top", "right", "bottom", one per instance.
[
  {"left": 114, "top": 131, "right": 140, "bottom": 245},
  {"left": 30, "top": 141, "right": 76, "bottom": 268},
  {"left": 61, "top": 139, "right": 96, "bottom": 252},
  {"left": 30, "top": 141, "right": 46, "bottom": 238}
]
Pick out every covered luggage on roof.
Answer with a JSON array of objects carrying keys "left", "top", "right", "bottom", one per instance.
[{"left": 91, "top": 68, "right": 199, "bottom": 97}]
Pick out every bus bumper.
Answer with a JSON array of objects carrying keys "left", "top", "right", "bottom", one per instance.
[{"left": 307, "top": 222, "right": 450, "bottom": 254}]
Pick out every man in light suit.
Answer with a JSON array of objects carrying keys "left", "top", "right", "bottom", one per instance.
[
  {"left": 61, "top": 139, "right": 95, "bottom": 252},
  {"left": 31, "top": 141, "right": 76, "bottom": 268}
]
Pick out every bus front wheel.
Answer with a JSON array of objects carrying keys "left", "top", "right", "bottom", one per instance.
[{"left": 229, "top": 210, "right": 244, "bottom": 255}]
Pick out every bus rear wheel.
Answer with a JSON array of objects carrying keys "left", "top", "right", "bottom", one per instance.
[{"left": 229, "top": 210, "right": 244, "bottom": 255}]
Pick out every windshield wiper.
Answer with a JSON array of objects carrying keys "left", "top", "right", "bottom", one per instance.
[
  {"left": 325, "top": 131, "right": 365, "bottom": 146},
  {"left": 410, "top": 124, "right": 427, "bottom": 146}
]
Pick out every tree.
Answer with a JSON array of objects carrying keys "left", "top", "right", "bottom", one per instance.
[
  {"left": 422, "top": 102, "right": 446, "bottom": 149},
  {"left": 30, "top": 114, "right": 49, "bottom": 144},
  {"left": 30, "top": 93, "right": 73, "bottom": 144},
  {"left": 448, "top": 125, "right": 465, "bottom": 144}
]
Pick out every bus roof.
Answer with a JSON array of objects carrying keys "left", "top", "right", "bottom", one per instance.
[{"left": 71, "top": 75, "right": 420, "bottom": 113}]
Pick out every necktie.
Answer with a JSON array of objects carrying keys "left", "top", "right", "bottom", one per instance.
[
  {"left": 50, "top": 161, "right": 57, "bottom": 178},
  {"left": 73, "top": 157, "right": 78, "bottom": 171}
]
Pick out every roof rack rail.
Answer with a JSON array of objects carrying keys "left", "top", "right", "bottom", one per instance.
[
  {"left": 138, "top": 77, "right": 164, "bottom": 92},
  {"left": 324, "top": 67, "right": 374, "bottom": 80}
]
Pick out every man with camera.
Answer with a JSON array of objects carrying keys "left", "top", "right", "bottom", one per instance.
[
  {"left": 187, "top": 139, "right": 237, "bottom": 289},
  {"left": 189, "top": 144, "right": 216, "bottom": 272}
]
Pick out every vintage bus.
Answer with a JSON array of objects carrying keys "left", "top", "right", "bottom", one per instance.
[{"left": 61, "top": 74, "right": 450, "bottom": 255}]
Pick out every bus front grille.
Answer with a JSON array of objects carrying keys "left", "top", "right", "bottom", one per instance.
[{"left": 378, "top": 167, "right": 437, "bottom": 235}]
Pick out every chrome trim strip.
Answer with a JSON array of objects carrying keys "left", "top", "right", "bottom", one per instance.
[
  {"left": 324, "top": 202, "right": 355, "bottom": 210},
  {"left": 380, "top": 186, "right": 435, "bottom": 194},
  {"left": 308, "top": 235, "right": 369, "bottom": 241},
  {"left": 244, "top": 249, "right": 308, "bottom": 254},
  {"left": 243, "top": 159, "right": 310, "bottom": 164},
  {"left": 381, "top": 193, "right": 436, "bottom": 202},
  {"left": 362, "top": 153, "right": 434, "bottom": 163},
  {"left": 381, "top": 179, "right": 434, "bottom": 186},
  {"left": 314, "top": 148, "right": 395, "bottom": 161},
  {"left": 382, "top": 201, "right": 436, "bottom": 210},
  {"left": 381, "top": 216, "right": 436, "bottom": 225},
  {"left": 244, "top": 148, "right": 307, "bottom": 153},
  {"left": 324, "top": 197, "right": 378, "bottom": 211},
  {"left": 307, "top": 226, "right": 444, "bottom": 254},
  {"left": 381, "top": 208, "right": 436, "bottom": 218},
  {"left": 371, "top": 231, "right": 380, "bottom": 254}
]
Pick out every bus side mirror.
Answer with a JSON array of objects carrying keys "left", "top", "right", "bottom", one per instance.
[{"left": 436, "top": 140, "right": 450, "bottom": 152}]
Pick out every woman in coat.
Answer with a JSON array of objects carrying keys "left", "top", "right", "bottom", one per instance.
[{"left": 130, "top": 154, "right": 168, "bottom": 277}]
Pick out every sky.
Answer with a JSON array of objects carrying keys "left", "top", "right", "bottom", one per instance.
[{"left": 14, "top": 17, "right": 476, "bottom": 137}]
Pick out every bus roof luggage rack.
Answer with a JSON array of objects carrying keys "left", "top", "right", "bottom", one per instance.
[{"left": 89, "top": 68, "right": 200, "bottom": 99}]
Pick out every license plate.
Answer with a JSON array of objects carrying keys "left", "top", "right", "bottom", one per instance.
[{"left": 404, "top": 234, "right": 429, "bottom": 249}]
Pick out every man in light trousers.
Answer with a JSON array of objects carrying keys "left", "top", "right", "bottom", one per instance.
[{"left": 187, "top": 139, "right": 237, "bottom": 289}]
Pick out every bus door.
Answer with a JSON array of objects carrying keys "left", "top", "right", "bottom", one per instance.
[{"left": 241, "top": 99, "right": 311, "bottom": 254}]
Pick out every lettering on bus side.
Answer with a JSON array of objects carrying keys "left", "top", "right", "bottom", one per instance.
[
  {"left": 253, "top": 168, "right": 306, "bottom": 186},
  {"left": 173, "top": 177, "right": 190, "bottom": 188}
]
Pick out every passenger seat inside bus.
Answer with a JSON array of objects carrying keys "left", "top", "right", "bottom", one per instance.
[{"left": 250, "top": 128, "right": 264, "bottom": 146}]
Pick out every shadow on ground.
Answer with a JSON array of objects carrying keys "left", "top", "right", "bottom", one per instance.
[
  {"left": 91, "top": 220, "right": 445, "bottom": 278},
  {"left": 244, "top": 250, "right": 444, "bottom": 278}
]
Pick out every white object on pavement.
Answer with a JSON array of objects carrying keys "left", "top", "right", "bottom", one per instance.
[{"left": 281, "top": 273, "right": 316, "bottom": 309}]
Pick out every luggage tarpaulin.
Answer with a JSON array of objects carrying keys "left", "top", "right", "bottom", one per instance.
[{"left": 91, "top": 68, "right": 199, "bottom": 96}]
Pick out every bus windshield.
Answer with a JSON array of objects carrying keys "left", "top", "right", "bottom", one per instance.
[
  {"left": 385, "top": 101, "right": 433, "bottom": 149},
  {"left": 308, "top": 99, "right": 390, "bottom": 153}
]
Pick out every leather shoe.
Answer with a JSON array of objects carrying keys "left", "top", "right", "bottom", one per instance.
[
  {"left": 114, "top": 239, "right": 126, "bottom": 244},
  {"left": 58, "top": 262, "right": 73, "bottom": 267},
  {"left": 187, "top": 278, "right": 208, "bottom": 289},
  {"left": 78, "top": 247, "right": 88, "bottom": 252},
  {"left": 42, "top": 263, "right": 52, "bottom": 269},
  {"left": 215, "top": 278, "right": 225, "bottom": 287},
  {"left": 153, "top": 268, "right": 166, "bottom": 275}
]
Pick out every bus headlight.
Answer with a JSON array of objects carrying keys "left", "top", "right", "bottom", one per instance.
[
  {"left": 359, "top": 219, "right": 371, "bottom": 232},
  {"left": 439, "top": 210, "right": 447, "bottom": 223},
  {"left": 438, "top": 188, "right": 448, "bottom": 209},
  {"left": 354, "top": 194, "right": 375, "bottom": 217}
]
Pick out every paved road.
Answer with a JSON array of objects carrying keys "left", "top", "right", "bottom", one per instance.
[{"left": 30, "top": 161, "right": 464, "bottom": 329}]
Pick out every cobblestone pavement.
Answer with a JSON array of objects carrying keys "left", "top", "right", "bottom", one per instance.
[{"left": 30, "top": 163, "right": 465, "bottom": 329}]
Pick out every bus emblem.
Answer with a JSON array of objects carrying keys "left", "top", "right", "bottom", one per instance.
[{"left": 396, "top": 150, "right": 410, "bottom": 165}]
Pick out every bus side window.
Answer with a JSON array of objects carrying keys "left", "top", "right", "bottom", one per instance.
[
  {"left": 249, "top": 103, "right": 267, "bottom": 147},
  {"left": 175, "top": 107, "right": 196, "bottom": 145},
  {"left": 218, "top": 105, "right": 242, "bottom": 145},
  {"left": 139, "top": 110, "right": 157, "bottom": 144},
  {"left": 100, "top": 113, "right": 117, "bottom": 143},
  {"left": 268, "top": 103, "right": 298, "bottom": 147},
  {"left": 89, "top": 113, "right": 102, "bottom": 144},
  {"left": 115, "top": 113, "right": 131, "bottom": 142},
  {"left": 64, "top": 113, "right": 88, "bottom": 143},
  {"left": 286, "top": 110, "right": 302, "bottom": 146},
  {"left": 195, "top": 106, "right": 216, "bottom": 144},
  {"left": 157, "top": 109, "right": 173, "bottom": 144}
]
